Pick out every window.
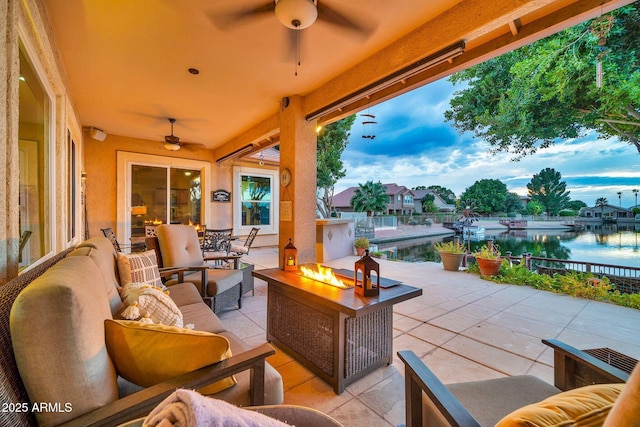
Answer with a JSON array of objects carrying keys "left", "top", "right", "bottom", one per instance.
[
  {"left": 404, "top": 195, "right": 413, "bottom": 204},
  {"left": 234, "top": 166, "right": 278, "bottom": 235},
  {"left": 18, "top": 42, "right": 54, "bottom": 269}
]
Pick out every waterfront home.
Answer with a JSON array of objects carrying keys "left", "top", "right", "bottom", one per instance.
[{"left": 582, "top": 204, "right": 634, "bottom": 220}]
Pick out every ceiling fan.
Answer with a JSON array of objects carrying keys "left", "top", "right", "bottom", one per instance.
[
  {"left": 163, "top": 118, "right": 205, "bottom": 151},
  {"left": 212, "top": 0, "right": 374, "bottom": 73}
]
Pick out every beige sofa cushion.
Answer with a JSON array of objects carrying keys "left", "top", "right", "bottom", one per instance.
[
  {"left": 11, "top": 256, "right": 119, "bottom": 426},
  {"left": 72, "top": 237, "right": 125, "bottom": 315}
]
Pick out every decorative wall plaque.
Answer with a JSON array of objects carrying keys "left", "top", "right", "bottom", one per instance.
[{"left": 211, "top": 189, "right": 231, "bottom": 202}]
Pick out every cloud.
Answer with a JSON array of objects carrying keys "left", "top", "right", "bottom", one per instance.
[{"left": 336, "top": 80, "right": 640, "bottom": 208}]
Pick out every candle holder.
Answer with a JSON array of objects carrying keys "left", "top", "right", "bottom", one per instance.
[
  {"left": 283, "top": 238, "right": 298, "bottom": 271},
  {"left": 354, "top": 249, "right": 379, "bottom": 297}
]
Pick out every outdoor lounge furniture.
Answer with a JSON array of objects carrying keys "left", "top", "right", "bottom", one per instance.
[
  {"left": 230, "top": 227, "right": 259, "bottom": 256},
  {"left": 151, "top": 224, "right": 244, "bottom": 313},
  {"left": 1, "top": 236, "right": 283, "bottom": 426},
  {"left": 201, "top": 228, "right": 233, "bottom": 256},
  {"left": 101, "top": 227, "right": 145, "bottom": 253},
  {"left": 398, "top": 339, "right": 636, "bottom": 427}
]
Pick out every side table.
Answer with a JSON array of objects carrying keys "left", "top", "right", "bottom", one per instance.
[{"left": 240, "top": 262, "right": 254, "bottom": 296}]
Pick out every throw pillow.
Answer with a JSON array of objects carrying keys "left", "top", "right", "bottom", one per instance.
[
  {"left": 117, "top": 250, "right": 164, "bottom": 288},
  {"left": 120, "top": 283, "right": 183, "bottom": 327},
  {"left": 496, "top": 383, "right": 624, "bottom": 427},
  {"left": 104, "top": 319, "right": 236, "bottom": 394}
]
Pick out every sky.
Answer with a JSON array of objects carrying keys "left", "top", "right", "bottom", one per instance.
[{"left": 334, "top": 78, "right": 640, "bottom": 209}]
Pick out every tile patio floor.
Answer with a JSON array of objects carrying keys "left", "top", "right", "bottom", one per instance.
[{"left": 219, "top": 247, "right": 640, "bottom": 426}]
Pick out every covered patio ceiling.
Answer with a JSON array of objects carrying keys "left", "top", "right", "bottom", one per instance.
[{"left": 42, "top": 0, "right": 633, "bottom": 157}]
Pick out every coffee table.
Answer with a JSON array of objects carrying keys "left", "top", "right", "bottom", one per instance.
[{"left": 253, "top": 268, "right": 422, "bottom": 394}]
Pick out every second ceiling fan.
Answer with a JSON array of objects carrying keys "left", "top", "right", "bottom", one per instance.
[{"left": 163, "top": 118, "right": 205, "bottom": 151}]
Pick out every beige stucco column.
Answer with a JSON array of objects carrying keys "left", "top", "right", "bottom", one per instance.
[
  {"left": 0, "top": 0, "right": 20, "bottom": 283},
  {"left": 278, "top": 95, "right": 317, "bottom": 266}
]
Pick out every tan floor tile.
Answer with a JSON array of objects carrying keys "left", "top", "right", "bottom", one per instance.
[
  {"left": 278, "top": 360, "right": 315, "bottom": 392},
  {"left": 393, "top": 315, "right": 423, "bottom": 332},
  {"left": 284, "top": 377, "right": 354, "bottom": 413},
  {"left": 484, "top": 311, "right": 565, "bottom": 339},
  {"left": 393, "top": 332, "right": 437, "bottom": 358},
  {"left": 356, "top": 372, "right": 406, "bottom": 425},
  {"left": 443, "top": 335, "right": 537, "bottom": 376},
  {"left": 417, "top": 347, "right": 506, "bottom": 384},
  {"left": 328, "top": 397, "right": 394, "bottom": 427},
  {"left": 409, "top": 323, "right": 457, "bottom": 346},
  {"left": 461, "top": 321, "right": 549, "bottom": 358},
  {"left": 428, "top": 311, "right": 482, "bottom": 333}
]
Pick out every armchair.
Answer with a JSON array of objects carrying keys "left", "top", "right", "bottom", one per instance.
[
  {"left": 398, "top": 339, "right": 631, "bottom": 427},
  {"left": 151, "top": 224, "right": 244, "bottom": 313}
]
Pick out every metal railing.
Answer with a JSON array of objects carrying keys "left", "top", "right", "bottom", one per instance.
[{"left": 516, "top": 255, "right": 640, "bottom": 294}]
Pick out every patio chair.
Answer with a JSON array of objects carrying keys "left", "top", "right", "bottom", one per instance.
[
  {"left": 398, "top": 339, "right": 633, "bottom": 427},
  {"left": 230, "top": 227, "right": 259, "bottom": 256},
  {"left": 101, "top": 227, "right": 146, "bottom": 253},
  {"left": 18, "top": 230, "right": 32, "bottom": 263},
  {"left": 150, "top": 224, "right": 243, "bottom": 313}
]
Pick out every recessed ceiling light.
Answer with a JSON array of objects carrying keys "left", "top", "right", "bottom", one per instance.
[{"left": 188, "top": 68, "right": 199, "bottom": 75}]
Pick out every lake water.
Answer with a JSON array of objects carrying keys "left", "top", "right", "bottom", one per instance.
[{"left": 375, "top": 224, "right": 640, "bottom": 268}]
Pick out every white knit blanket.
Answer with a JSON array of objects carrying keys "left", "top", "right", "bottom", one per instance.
[{"left": 144, "top": 389, "right": 291, "bottom": 427}]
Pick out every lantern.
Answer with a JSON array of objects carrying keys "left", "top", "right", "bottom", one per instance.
[
  {"left": 283, "top": 238, "right": 298, "bottom": 271},
  {"left": 354, "top": 249, "right": 380, "bottom": 297}
]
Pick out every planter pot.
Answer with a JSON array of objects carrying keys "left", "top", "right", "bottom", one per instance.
[
  {"left": 439, "top": 252, "right": 465, "bottom": 271},
  {"left": 356, "top": 247, "right": 367, "bottom": 257},
  {"left": 476, "top": 257, "right": 503, "bottom": 277}
]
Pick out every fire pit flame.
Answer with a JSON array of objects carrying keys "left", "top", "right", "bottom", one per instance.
[{"left": 300, "top": 264, "right": 352, "bottom": 289}]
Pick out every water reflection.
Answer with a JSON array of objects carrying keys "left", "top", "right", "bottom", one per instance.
[{"left": 375, "top": 224, "right": 640, "bottom": 268}]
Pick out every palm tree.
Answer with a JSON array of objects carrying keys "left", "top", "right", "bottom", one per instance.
[
  {"left": 633, "top": 189, "right": 639, "bottom": 209},
  {"left": 595, "top": 197, "right": 608, "bottom": 218},
  {"left": 617, "top": 191, "right": 622, "bottom": 207},
  {"left": 350, "top": 181, "right": 388, "bottom": 216}
]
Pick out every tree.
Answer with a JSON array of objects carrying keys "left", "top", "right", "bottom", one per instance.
[
  {"left": 526, "top": 168, "right": 570, "bottom": 215},
  {"left": 421, "top": 193, "right": 438, "bottom": 213},
  {"left": 595, "top": 197, "right": 608, "bottom": 216},
  {"left": 505, "top": 192, "right": 523, "bottom": 214},
  {"left": 427, "top": 185, "right": 456, "bottom": 204},
  {"left": 567, "top": 200, "right": 587, "bottom": 210},
  {"left": 526, "top": 200, "right": 544, "bottom": 216},
  {"left": 350, "top": 181, "right": 388, "bottom": 216},
  {"left": 316, "top": 115, "right": 356, "bottom": 218},
  {"left": 459, "top": 179, "right": 508, "bottom": 214},
  {"left": 445, "top": 5, "right": 640, "bottom": 158}
]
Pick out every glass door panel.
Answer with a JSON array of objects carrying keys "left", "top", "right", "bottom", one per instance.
[
  {"left": 131, "top": 165, "right": 167, "bottom": 240},
  {"left": 169, "top": 168, "right": 202, "bottom": 226}
]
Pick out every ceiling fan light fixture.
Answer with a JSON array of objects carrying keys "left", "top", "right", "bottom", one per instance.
[
  {"left": 275, "top": 0, "right": 317, "bottom": 29},
  {"left": 163, "top": 142, "right": 181, "bottom": 151}
]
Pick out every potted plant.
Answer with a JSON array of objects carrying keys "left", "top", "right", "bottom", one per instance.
[
  {"left": 434, "top": 240, "right": 466, "bottom": 271},
  {"left": 354, "top": 237, "right": 369, "bottom": 256},
  {"left": 473, "top": 244, "right": 503, "bottom": 277}
]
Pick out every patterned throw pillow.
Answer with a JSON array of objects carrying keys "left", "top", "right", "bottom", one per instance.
[
  {"left": 117, "top": 250, "right": 163, "bottom": 288},
  {"left": 120, "top": 283, "right": 183, "bottom": 327}
]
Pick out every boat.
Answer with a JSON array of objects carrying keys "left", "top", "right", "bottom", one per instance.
[
  {"left": 563, "top": 219, "right": 585, "bottom": 231},
  {"left": 499, "top": 219, "right": 527, "bottom": 230},
  {"left": 462, "top": 225, "right": 485, "bottom": 240}
]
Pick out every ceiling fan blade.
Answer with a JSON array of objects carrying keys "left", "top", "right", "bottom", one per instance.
[
  {"left": 181, "top": 142, "right": 207, "bottom": 151},
  {"left": 207, "top": 2, "right": 275, "bottom": 30},
  {"left": 316, "top": 3, "right": 376, "bottom": 37}
]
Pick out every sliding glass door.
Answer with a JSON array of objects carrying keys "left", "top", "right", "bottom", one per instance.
[
  {"left": 118, "top": 152, "right": 210, "bottom": 246},
  {"left": 130, "top": 165, "right": 202, "bottom": 240}
]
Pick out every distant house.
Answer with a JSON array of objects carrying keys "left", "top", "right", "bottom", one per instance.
[
  {"left": 412, "top": 189, "right": 455, "bottom": 213},
  {"left": 582, "top": 204, "right": 633, "bottom": 219},
  {"left": 331, "top": 183, "right": 416, "bottom": 215}
]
